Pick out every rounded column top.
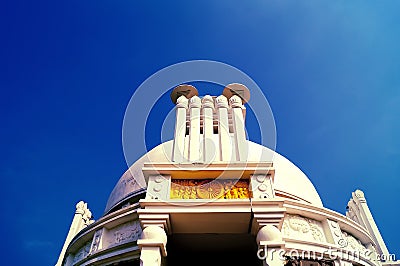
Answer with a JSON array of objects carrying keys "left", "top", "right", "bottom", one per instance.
[
  {"left": 170, "top": 84, "right": 199, "bottom": 104},
  {"left": 222, "top": 83, "right": 250, "bottom": 103},
  {"left": 189, "top": 95, "right": 201, "bottom": 108},
  {"left": 202, "top": 95, "right": 215, "bottom": 109},
  {"left": 215, "top": 95, "right": 229, "bottom": 108}
]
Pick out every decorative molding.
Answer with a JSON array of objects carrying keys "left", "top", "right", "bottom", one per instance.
[
  {"left": 250, "top": 174, "right": 274, "bottom": 199},
  {"left": 346, "top": 199, "right": 363, "bottom": 226},
  {"left": 355, "top": 189, "right": 365, "bottom": 199},
  {"left": 73, "top": 241, "right": 91, "bottom": 264},
  {"left": 342, "top": 231, "right": 368, "bottom": 253},
  {"left": 282, "top": 214, "right": 326, "bottom": 243},
  {"left": 170, "top": 179, "right": 250, "bottom": 199},
  {"left": 111, "top": 220, "right": 142, "bottom": 245},
  {"left": 89, "top": 229, "right": 103, "bottom": 254},
  {"left": 326, "top": 219, "right": 347, "bottom": 247},
  {"left": 146, "top": 175, "right": 171, "bottom": 200}
]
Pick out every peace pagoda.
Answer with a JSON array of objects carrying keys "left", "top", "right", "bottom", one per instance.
[{"left": 55, "top": 84, "right": 399, "bottom": 266}]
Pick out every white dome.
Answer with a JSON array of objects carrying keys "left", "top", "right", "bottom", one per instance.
[{"left": 104, "top": 140, "right": 322, "bottom": 213}]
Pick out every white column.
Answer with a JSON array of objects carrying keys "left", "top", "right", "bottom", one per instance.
[
  {"left": 230, "top": 95, "right": 247, "bottom": 161},
  {"left": 56, "top": 201, "right": 94, "bottom": 266},
  {"left": 216, "top": 95, "right": 232, "bottom": 162},
  {"left": 138, "top": 225, "right": 167, "bottom": 266},
  {"left": 256, "top": 225, "right": 285, "bottom": 266},
  {"left": 172, "top": 95, "right": 188, "bottom": 163},
  {"left": 202, "top": 95, "right": 215, "bottom": 163},
  {"left": 188, "top": 95, "right": 201, "bottom": 162},
  {"left": 140, "top": 247, "right": 162, "bottom": 266}
]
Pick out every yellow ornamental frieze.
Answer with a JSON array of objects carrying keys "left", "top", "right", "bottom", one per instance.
[{"left": 170, "top": 179, "right": 250, "bottom": 199}]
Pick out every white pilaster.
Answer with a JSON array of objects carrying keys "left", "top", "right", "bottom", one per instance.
[
  {"left": 216, "top": 95, "right": 232, "bottom": 161},
  {"left": 188, "top": 95, "right": 201, "bottom": 162},
  {"left": 202, "top": 95, "right": 216, "bottom": 163},
  {"left": 140, "top": 246, "right": 163, "bottom": 266},
  {"left": 56, "top": 201, "right": 94, "bottom": 266},
  {"left": 229, "top": 95, "right": 247, "bottom": 161},
  {"left": 347, "top": 190, "right": 390, "bottom": 259},
  {"left": 257, "top": 225, "right": 285, "bottom": 266},
  {"left": 138, "top": 225, "right": 167, "bottom": 266},
  {"left": 172, "top": 95, "right": 188, "bottom": 163}
]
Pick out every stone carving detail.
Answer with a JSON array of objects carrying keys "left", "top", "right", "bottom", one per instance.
[
  {"left": 90, "top": 229, "right": 103, "bottom": 253},
  {"left": 197, "top": 181, "right": 225, "bottom": 199},
  {"left": 342, "top": 231, "right": 367, "bottom": 252},
  {"left": 73, "top": 241, "right": 91, "bottom": 264},
  {"left": 250, "top": 174, "right": 274, "bottom": 199},
  {"left": 282, "top": 214, "right": 326, "bottom": 243},
  {"left": 355, "top": 189, "right": 365, "bottom": 199},
  {"left": 76, "top": 201, "right": 94, "bottom": 226},
  {"left": 121, "top": 174, "right": 138, "bottom": 188},
  {"left": 346, "top": 202, "right": 361, "bottom": 225},
  {"left": 327, "top": 219, "right": 347, "bottom": 247},
  {"left": 111, "top": 220, "right": 142, "bottom": 245},
  {"left": 170, "top": 179, "right": 250, "bottom": 199},
  {"left": 146, "top": 175, "right": 171, "bottom": 200}
]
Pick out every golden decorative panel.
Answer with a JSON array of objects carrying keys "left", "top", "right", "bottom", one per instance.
[{"left": 170, "top": 179, "right": 250, "bottom": 199}]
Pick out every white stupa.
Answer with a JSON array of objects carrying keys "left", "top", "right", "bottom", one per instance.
[{"left": 56, "top": 84, "right": 399, "bottom": 266}]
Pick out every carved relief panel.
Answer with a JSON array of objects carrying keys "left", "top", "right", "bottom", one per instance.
[
  {"left": 107, "top": 220, "right": 142, "bottom": 247},
  {"left": 89, "top": 229, "right": 104, "bottom": 254},
  {"left": 170, "top": 179, "right": 250, "bottom": 199},
  {"left": 73, "top": 241, "right": 91, "bottom": 264},
  {"left": 282, "top": 214, "right": 326, "bottom": 243},
  {"left": 326, "top": 219, "right": 347, "bottom": 247}
]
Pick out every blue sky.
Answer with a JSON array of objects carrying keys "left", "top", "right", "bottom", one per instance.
[{"left": 1, "top": 1, "right": 400, "bottom": 265}]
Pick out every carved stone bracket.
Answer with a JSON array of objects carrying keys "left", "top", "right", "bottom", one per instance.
[
  {"left": 146, "top": 175, "right": 171, "bottom": 200},
  {"left": 138, "top": 211, "right": 171, "bottom": 235},
  {"left": 250, "top": 174, "right": 275, "bottom": 199},
  {"left": 251, "top": 201, "right": 286, "bottom": 235}
]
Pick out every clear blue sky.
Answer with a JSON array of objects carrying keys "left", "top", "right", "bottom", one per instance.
[{"left": 1, "top": 1, "right": 399, "bottom": 265}]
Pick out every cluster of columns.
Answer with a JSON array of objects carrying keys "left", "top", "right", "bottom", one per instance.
[{"left": 172, "top": 93, "right": 247, "bottom": 164}]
